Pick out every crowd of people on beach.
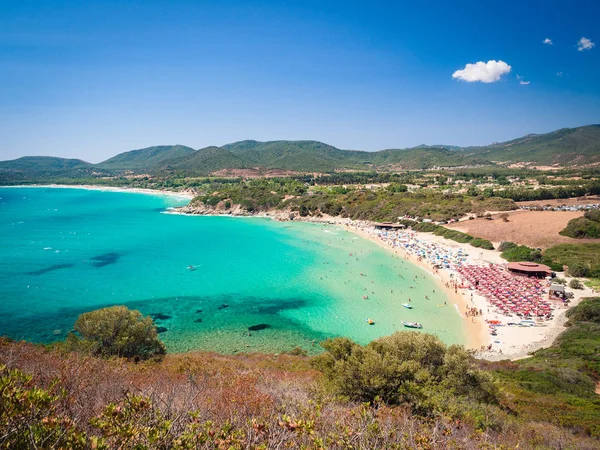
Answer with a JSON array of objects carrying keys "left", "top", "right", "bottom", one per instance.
[{"left": 371, "top": 229, "right": 469, "bottom": 269}]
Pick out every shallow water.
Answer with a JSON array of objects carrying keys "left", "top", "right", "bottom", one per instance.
[{"left": 0, "top": 187, "right": 466, "bottom": 354}]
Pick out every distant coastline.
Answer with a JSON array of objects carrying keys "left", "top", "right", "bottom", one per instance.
[{"left": 1, "top": 184, "right": 195, "bottom": 200}]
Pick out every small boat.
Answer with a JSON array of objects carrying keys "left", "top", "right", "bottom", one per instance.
[
  {"left": 402, "top": 303, "right": 413, "bottom": 309},
  {"left": 402, "top": 321, "right": 422, "bottom": 329},
  {"left": 187, "top": 265, "right": 196, "bottom": 271},
  {"left": 366, "top": 318, "right": 375, "bottom": 325}
]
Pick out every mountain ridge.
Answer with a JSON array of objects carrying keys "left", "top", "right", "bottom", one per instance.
[{"left": 1, "top": 125, "right": 598, "bottom": 179}]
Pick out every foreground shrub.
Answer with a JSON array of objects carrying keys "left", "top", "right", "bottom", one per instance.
[
  {"left": 0, "top": 365, "right": 88, "bottom": 449},
  {"left": 64, "top": 306, "right": 166, "bottom": 359},
  {"left": 312, "top": 332, "right": 499, "bottom": 416}
]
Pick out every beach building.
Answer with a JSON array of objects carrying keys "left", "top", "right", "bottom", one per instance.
[
  {"left": 374, "top": 222, "right": 406, "bottom": 230},
  {"left": 507, "top": 262, "right": 553, "bottom": 279},
  {"left": 549, "top": 283, "right": 566, "bottom": 300}
]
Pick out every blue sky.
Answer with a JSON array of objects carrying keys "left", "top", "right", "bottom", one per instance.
[{"left": 1, "top": 0, "right": 599, "bottom": 161}]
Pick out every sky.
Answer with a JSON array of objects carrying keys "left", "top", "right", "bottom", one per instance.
[{"left": 1, "top": 0, "right": 599, "bottom": 162}]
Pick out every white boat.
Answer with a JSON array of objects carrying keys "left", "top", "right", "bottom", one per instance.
[
  {"left": 402, "top": 321, "right": 422, "bottom": 329},
  {"left": 402, "top": 303, "right": 413, "bottom": 309}
]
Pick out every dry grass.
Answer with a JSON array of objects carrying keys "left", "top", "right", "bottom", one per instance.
[
  {"left": 3, "top": 339, "right": 600, "bottom": 449},
  {"left": 446, "top": 210, "right": 600, "bottom": 248}
]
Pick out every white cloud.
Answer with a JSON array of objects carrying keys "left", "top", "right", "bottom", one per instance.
[
  {"left": 557, "top": 72, "right": 563, "bottom": 77},
  {"left": 543, "top": 38, "right": 553, "bottom": 45},
  {"left": 520, "top": 81, "right": 530, "bottom": 85},
  {"left": 452, "top": 60, "right": 512, "bottom": 83},
  {"left": 577, "top": 37, "right": 595, "bottom": 51}
]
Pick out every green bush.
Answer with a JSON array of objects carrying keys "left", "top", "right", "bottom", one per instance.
[
  {"left": 584, "top": 209, "right": 600, "bottom": 222},
  {"left": 559, "top": 217, "right": 600, "bottom": 238},
  {"left": 501, "top": 245, "right": 540, "bottom": 262},
  {"left": 567, "top": 297, "right": 600, "bottom": 324},
  {"left": 545, "top": 244, "right": 600, "bottom": 278},
  {"left": 497, "top": 241, "right": 517, "bottom": 252},
  {"left": 65, "top": 306, "right": 166, "bottom": 359},
  {"left": 0, "top": 365, "right": 89, "bottom": 449},
  {"left": 312, "top": 332, "right": 499, "bottom": 416},
  {"left": 471, "top": 238, "right": 495, "bottom": 250},
  {"left": 569, "top": 279, "right": 584, "bottom": 289}
]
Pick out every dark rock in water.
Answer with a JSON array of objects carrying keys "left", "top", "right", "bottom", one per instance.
[
  {"left": 90, "top": 252, "right": 120, "bottom": 267},
  {"left": 26, "top": 263, "right": 75, "bottom": 276},
  {"left": 248, "top": 324, "right": 271, "bottom": 331},
  {"left": 218, "top": 304, "right": 229, "bottom": 310},
  {"left": 156, "top": 326, "right": 168, "bottom": 333},
  {"left": 150, "top": 313, "right": 172, "bottom": 321},
  {"left": 195, "top": 309, "right": 203, "bottom": 313},
  {"left": 193, "top": 318, "right": 203, "bottom": 323}
]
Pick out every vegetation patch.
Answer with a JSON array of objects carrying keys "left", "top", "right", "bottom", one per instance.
[
  {"left": 62, "top": 306, "right": 166, "bottom": 360},
  {"left": 492, "top": 297, "right": 600, "bottom": 437},
  {"left": 560, "top": 209, "right": 600, "bottom": 238},
  {"left": 312, "top": 332, "right": 499, "bottom": 417},
  {"left": 407, "top": 221, "right": 495, "bottom": 250},
  {"left": 544, "top": 243, "right": 600, "bottom": 278}
]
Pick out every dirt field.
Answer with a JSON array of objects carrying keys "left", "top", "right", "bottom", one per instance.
[
  {"left": 446, "top": 210, "right": 600, "bottom": 249},
  {"left": 517, "top": 195, "right": 600, "bottom": 208}
]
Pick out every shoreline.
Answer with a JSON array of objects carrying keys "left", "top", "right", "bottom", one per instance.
[
  {"left": 0, "top": 184, "right": 195, "bottom": 200},
  {"left": 342, "top": 222, "right": 487, "bottom": 351},
  {"left": 3, "top": 183, "right": 584, "bottom": 359},
  {"left": 172, "top": 204, "right": 587, "bottom": 361}
]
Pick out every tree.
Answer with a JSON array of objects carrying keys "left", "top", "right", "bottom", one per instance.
[
  {"left": 499, "top": 213, "right": 509, "bottom": 222},
  {"left": 67, "top": 306, "right": 166, "bottom": 359},
  {"left": 312, "top": 332, "right": 498, "bottom": 415}
]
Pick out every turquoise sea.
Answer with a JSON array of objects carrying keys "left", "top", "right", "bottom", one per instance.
[{"left": 0, "top": 187, "right": 466, "bottom": 354}]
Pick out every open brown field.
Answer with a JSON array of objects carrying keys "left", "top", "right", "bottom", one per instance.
[
  {"left": 517, "top": 195, "right": 600, "bottom": 208},
  {"left": 446, "top": 210, "right": 600, "bottom": 248}
]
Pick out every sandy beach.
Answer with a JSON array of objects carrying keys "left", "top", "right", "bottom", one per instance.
[
  {"left": 338, "top": 220, "right": 594, "bottom": 360},
  {"left": 342, "top": 222, "right": 488, "bottom": 350},
  {"left": 6, "top": 184, "right": 588, "bottom": 360},
  {"left": 170, "top": 201, "right": 593, "bottom": 360},
  {"left": 2, "top": 184, "right": 195, "bottom": 200}
]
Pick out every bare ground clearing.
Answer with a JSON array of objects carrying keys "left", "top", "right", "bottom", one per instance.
[{"left": 446, "top": 210, "right": 600, "bottom": 248}]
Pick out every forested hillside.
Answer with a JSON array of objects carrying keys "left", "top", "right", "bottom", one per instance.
[{"left": 1, "top": 125, "right": 599, "bottom": 180}]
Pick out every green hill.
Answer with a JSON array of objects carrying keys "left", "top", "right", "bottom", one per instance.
[
  {"left": 223, "top": 140, "right": 371, "bottom": 171},
  {"left": 370, "top": 147, "right": 488, "bottom": 169},
  {"left": 96, "top": 145, "right": 196, "bottom": 170},
  {"left": 159, "top": 146, "right": 247, "bottom": 175},
  {"left": 463, "top": 125, "right": 600, "bottom": 165},
  {"left": 0, "top": 156, "right": 95, "bottom": 182},
  {"left": 0, "top": 156, "right": 90, "bottom": 171},
  {"left": 1, "top": 125, "right": 599, "bottom": 179}
]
